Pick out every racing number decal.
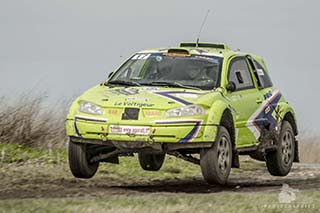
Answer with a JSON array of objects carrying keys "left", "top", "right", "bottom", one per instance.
[{"left": 246, "top": 89, "right": 282, "bottom": 140}]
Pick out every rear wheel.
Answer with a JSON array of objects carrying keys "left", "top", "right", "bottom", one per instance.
[
  {"left": 200, "top": 126, "right": 232, "bottom": 185},
  {"left": 68, "top": 141, "right": 99, "bottom": 178},
  {"left": 138, "top": 153, "right": 165, "bottom": 171},
  {"left": 266, "top": 121, "right": 295, "bottom": 176}
]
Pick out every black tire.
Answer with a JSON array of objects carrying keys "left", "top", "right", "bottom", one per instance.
[
  {"left": 266, "top": 121, "right": 295, "bottom": 176},
  {"left": 200, "top": 126, "right": 232, "bottom": 185},
  {"left": 68, "top": 141, "right": 99, "bottom": 179},
  {"left": 138, "top": 153, "right": 165, "bottom": 171}
]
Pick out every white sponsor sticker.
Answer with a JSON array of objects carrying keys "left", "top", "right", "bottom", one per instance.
[
  {"left": 142, "top": 87, "right": 159, "bottom": 91},
  {"left": 132, "top": 54, "right": 139, "bottom": 60},
  {"left": 109, "top": 125, "right": 150, "bottom": 135},
  {"left": 132, "top": 54, "right": 151, "bottom": 60},
  {"left": 257, "top": 68, "right": 264, "bottom": 76},
  {"left": 175, "top": 93, "right": 199, "bottom": 99},
  {"left": 127, "top": 97, "right": 149, "bottom": 101}
]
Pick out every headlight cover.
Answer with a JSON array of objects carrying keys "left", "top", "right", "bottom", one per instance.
[
  {"left": 166, "top": 105, "right": 205, "bottom": 117},
  {"left": 79, "top": 101, "right": 103, "bottom": 115}
]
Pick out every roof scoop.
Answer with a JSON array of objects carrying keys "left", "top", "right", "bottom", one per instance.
[{"left": 166, "top": 48, "right": 190, "bottom": 56}]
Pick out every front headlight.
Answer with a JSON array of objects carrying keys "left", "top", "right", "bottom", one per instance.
[
  {"left": 79, "top": 101, "right": 103, "bottom": 115},
  {"left": 166, "top": 105, "right": 205, "bottom": 117}
]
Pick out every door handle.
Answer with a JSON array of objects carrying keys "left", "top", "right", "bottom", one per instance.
[{"left": 256, "top": 98, "right": 263, "bottom": 104}]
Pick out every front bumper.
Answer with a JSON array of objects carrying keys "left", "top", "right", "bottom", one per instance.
[
  {"left": 70, "top": 136, "right": 215, "bottom": 152},
  {"left": 66, "top": 116, "right": 218, "bottom": 143}
]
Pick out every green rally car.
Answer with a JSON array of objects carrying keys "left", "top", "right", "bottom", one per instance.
[{"left": 66, "top": 42, "right": 299, "bottom": 184}]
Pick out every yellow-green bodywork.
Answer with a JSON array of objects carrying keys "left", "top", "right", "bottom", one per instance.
[{"left": 66, "top": 43, "right": 297, "bottom": 149}]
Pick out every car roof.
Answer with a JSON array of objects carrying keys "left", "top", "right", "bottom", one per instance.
[{"left": 138, "top": 42, "right": 264, "bottom": 62}]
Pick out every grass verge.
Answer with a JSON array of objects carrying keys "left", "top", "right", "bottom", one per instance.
[{"left": 0, "top": 191, "right": 319, "bottom": 213}]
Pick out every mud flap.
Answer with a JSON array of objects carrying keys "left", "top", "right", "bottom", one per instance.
[
  {"left": 232, "top": 150, "right": 240, "bottom": 168},
  {"left": 294, "top": 139, "right": 299, "bottom": 163}
]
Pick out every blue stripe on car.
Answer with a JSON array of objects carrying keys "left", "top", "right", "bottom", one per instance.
[
  {"left": 156, "top": 120, "right": 202, "bottom": 143},
  {"left": 179, "top": 121, "right": 202, "bottom": 143},
  {"left": 254, "top": 93, "right": 282, "bottom": 131},
  {"left": 154, "top": 91, "right": 202, "bottom": 105}
]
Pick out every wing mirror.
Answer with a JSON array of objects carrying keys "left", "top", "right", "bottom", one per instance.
[{"left": 226, "top": 81, "right": 236, "bottom": 92}]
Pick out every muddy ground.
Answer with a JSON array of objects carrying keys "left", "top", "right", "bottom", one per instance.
[{"left": 0, "top": 158, "right": 319, "bottom": 200}]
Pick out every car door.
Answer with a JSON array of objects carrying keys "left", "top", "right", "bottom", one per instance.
[
  {"left": 246, "top": 55, "right": 280, "bottom": 131},
  {"left": 226, "top": 56, "right": 265, "bottom": 147}
]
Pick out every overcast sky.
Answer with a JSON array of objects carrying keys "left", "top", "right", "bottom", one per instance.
[{"left": 0, "top": 0, "right": 319, "bottom": 134}]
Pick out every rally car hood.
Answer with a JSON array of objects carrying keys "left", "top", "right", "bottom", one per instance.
[{"left": 79, "top": 85, "right": 222, "bottom": 109}]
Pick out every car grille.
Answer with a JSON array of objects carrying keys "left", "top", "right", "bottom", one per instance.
[{"left": 122, "top": 108, "right": 140, "bottom": 120}]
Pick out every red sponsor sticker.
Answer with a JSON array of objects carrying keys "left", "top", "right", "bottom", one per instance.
[
  {"left": 144, "top": 110, "right": 161, "bottom": 117},
  {"left": 107, "top": 109, "right": 119, "bottom": 115}
]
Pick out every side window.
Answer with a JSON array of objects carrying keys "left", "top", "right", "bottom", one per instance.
[
  {"left": 228, "top": 58, "right": 254, "bottom": 90},
  {"left": 254, "top": 60, "right": 273, "bottom": 88}
]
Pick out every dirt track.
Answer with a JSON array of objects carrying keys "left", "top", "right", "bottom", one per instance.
[{"left": 0, "top": 160, "right": 319, "bottom": 199}]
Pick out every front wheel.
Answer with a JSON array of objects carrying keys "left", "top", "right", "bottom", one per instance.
[
  {"left": 200, "top": 126, "right": 232, "bottom": 185},
  {"left": 266, "top": 121, "right": 295, "bottom": 176},
  {"left": 68, "top": 141, "right": 99, "bottom": 179}
]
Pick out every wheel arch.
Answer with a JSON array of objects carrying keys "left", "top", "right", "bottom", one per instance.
[
  {"left": 278, "top": 102, "right": 298, "bottom": 136},
  {"left": 283, "top": 112, "right": 298, "bottom": 136},
  {"left": 219, "top": 108, "right": 239, "bottom": 168},
  {"left": 278, "top": 105, "right": 299, "bottom": 162},
  {"left": 219, "top": 108, "right": 235, "bottom": 146}
]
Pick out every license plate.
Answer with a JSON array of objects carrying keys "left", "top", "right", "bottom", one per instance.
[{"left": 109, "top": 125, "right": 150, "bottom": 135}]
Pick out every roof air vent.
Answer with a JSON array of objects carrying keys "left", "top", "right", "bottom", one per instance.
[
  {"left": 180, "top": 42, "right": 229, "bottom": 50},
  {"left": 166, "top": 48, "right": 190, "bottom": 56}
]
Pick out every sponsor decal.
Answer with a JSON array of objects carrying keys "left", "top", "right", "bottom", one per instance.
[
  {"left": 194, "top": 55, "right": 220, "bottom": 63},
  {"left": 107, "top": 109, "right": 119, "bottom": 115},
  {"left": 138, "top": 50, "right": 159, "bottom": 54},
  {"left": 109, "top": 125, "right": 150, "bottom": 135},
  {"left": 263, "top": 91, "right": 273, "bottom": 100},
  {"left": 247, "top": 89, "right": 282, "bottom": 139},
  {"left": 141, "top": 87, "right": 159, "bottom": 91},
  {"left": 114, "top": 101, "right": 155, "bottom": 108},
  {"left": 116, "top": 88, "right": 139, "bottom": 95},
  {"left": 132, "top": 54, "right": 151, "bottom": 60},
  {"left": 143, "top": 110, "right": 161, "bottom": 117},
  {"left": 257, "top": 68, "right": 265, "bottom": 76},
  {"left": 127, "top": 97, "right": 149, "bottom": 101},
  {"left": 175, "top": 93, "right": 199, "bottom": 99}
]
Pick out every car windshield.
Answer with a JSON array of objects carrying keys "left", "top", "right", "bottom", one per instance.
[{"left": 108, "top": 53, "right": 223, "bottom": 90}]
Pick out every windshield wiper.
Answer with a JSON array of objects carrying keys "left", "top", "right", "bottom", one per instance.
[
  {"left": 107, "top": 80, "right": 141, "bottom": 86},
  {"left": 148, "top": 81, "right": 201, "bottom": 90}
]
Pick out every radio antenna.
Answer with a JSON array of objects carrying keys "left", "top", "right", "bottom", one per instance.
[{"left": 196, "top": 10, "right": 210, "bottom": 47}]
